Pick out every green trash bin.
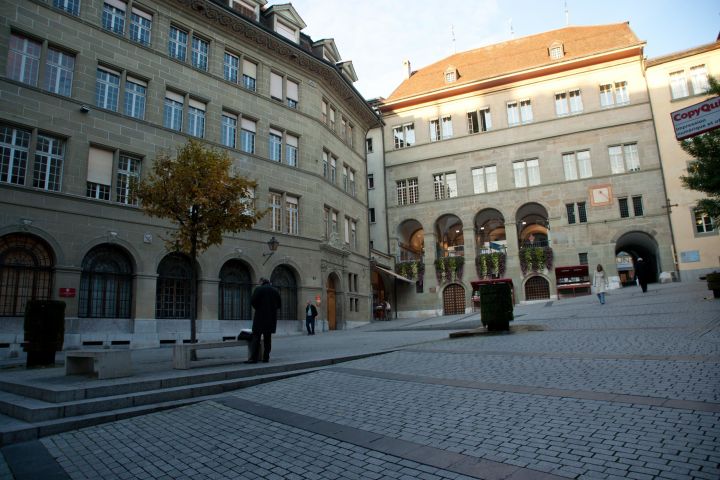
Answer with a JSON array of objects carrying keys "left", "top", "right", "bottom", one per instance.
[{"left": 479, "top": 283, "right": 513, "bottom": 331}]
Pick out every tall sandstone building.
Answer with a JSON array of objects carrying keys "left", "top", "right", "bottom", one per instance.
[
  {"left": 0, "top": 0, "right": 379, "bottom": 355},
  {"left": 370, "top": 24, "right": 677, "bottom": 317}
]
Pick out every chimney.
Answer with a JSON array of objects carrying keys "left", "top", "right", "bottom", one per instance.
[{"left": 402, "top": 59, "right": 411, "bottom": 79}]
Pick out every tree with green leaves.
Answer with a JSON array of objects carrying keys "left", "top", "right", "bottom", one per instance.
[
  {"left": 680, "top": 76, "right": 720, "bottom": 221},
  {"left": 137, "top": 139, "right": 264, "bottom": 345}
]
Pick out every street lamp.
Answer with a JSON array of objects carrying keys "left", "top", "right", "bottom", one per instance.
[{"left": 262, "top": 236, "right": 280, "bottom": 265}]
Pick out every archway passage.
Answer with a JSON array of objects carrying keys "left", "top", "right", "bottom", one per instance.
[
  {"left": 443, "top": 284, "right": 466, "bottom": 315},
  {"left": 271, "top": 266, "right": 297, "bottom": 320},
  {"left": 524, "top": 276, "right": 550, "bottom": 301},
  {"left": 326, "top": 274, "right": 338, "bottom": 330},
  {"left": 615, "top": 231, "right": 660, "bottom": 284},
  {"left": 398, "top": 219, "right": 424, "bottom": 261},
  {"left": 0, "top": 234, "right": 54, "bottom": 316},
  {"left": 156, "top": 253, "right": 193, "bottom": 319},
  {"left": 79, "top": 244, "right": 133, "bottom": 318},
  {"left": 516, "top": 203, "right": 549, "bottom": 247},
  {"left": 219, "top": 260, "right": 253, "bottom": 320},
  {"left": 435, "top": 214, "right": 464, "bottom": 258}
]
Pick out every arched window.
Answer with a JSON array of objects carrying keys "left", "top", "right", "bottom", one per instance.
[
  {"left": 78, "top": 245, "right": 133, "bottom": 318},
  {"left": 0, "top": 234, "right": 54, "bottom": 316},
  {"left": 219, "top": 260, "right": 252, "bottom": 320},
  {"left": 271, "top": 266, "right": 297, "bottom": 320},
  {"left": 156, "top": 253, "right": 192, "bottom": 319}
]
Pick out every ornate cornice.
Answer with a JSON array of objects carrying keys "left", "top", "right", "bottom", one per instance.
[{"left": 176, "top": 0, "right": 380, "bottom": 127}]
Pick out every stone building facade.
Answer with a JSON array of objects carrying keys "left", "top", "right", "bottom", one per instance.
[
  {"left": 646, "top": 41, "right": 720, "bottom": 281},
  {"left": 371, "top": 24, "right": 677, "bottom": 316},
  {"left": 0, "top": 0, "right": 379, "bottom": 355}
]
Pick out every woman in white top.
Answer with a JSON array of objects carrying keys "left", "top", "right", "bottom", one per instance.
[{"left": 593, "top": 264, "right": 608, "bottom": 305}]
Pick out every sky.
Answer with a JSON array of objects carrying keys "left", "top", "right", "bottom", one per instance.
[{"left": 288, "top": 0, "right": 720, "bottom": 100}]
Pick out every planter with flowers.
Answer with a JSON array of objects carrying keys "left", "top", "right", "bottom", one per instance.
[{"left": 435, "top": 256, "right": 464, "bottom": 283}]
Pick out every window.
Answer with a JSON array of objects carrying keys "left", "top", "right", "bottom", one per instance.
[
  {"left": 270, "top": 72, "right": 282, "bottom": 101},
  {"left": 396, "top": 178, "right": 418, "bottom": 205},
  {"left": 287, "top": 79, "right": 298, "bottom": 109},
  {"left": 102, "top": 1, "right": 126, "bottom": 35},
  {"left": 342, "top": 166, "right": 348, "bottom": 191},
  {"left": 33, "top": 134, "right": 64, "bottom": 191},
  {"left": 270, "top": 192, "right": 299, "bottom": 235},
  {"left": 513, "top": 159, "right": 540, "bottom": 188},
  {"left": 44, "top": 48, "right": 75, "bottom": 96},
  {"left": 322, "top": 151, "right": 329, "bottom": 178},
  {"left": 349, "top": 169, "right": 356, "bottom": 196},
  {"left": 240, "top": 118, "right": 256, "bottom": 153},
  {"left": 95, "top": 67, "right": 120, "bottom": 111},
  {"left": 351, "top": 219, "right": 357, "bottom": 249},
  {"left": 242, "top": 59, "right": 257, "bottom": 91},
  {"left": 7, "top": 34, "right": 41, "bottom": 86},
  {"left": 124, "top": 77, "right": 146, "bottom": 119},
  {"left": 163, "top": 91, "right": 184, "bottom": 131},
  {"left": 343, "top": 217, "right": 350, "bottom": 244},
  {"left": 467, "top": 108, "right": 492, "bottom": 133},
  {"left": 129, "top": 7, "right": 152, "bottom": 46},
  {"left": 275, "top": 20, "right": 297, "bottom": 42},
  {"left": 430, "top": 116, "right": 452, "bottom": 142},
  {"left": 322, "top": 100, "right": 328, "bottom": 124},
  {"left": 600, "top": 81, "right": 629, "bottom": 107},
  {"left": 0, "top": 233, "right": 53, "bottom": 316},
  {"left": 670, "top": 70, "right": 689, "bottom": 99},
  {"left": 393, "top": 123, "right": 415, "bottom": 148},
  {"left": 472, "top": 165, "right": 498, "bottom": 194},
  {"left": 329, "top": 107, "right": 336, "bottom": 131},
  {"left": 53, "top": 0, "right": 81, "bottom": 15},
  {"left": 286, "top": 195, "right": 299, "bottom": 235},
  {"left": 191, "top": 36, "right": 209, "bottom": 71},
  {"left": 221, "top": 112, "right": 237, "bottom": 148},
  {"left": 566, "top": 203, "right": 576, "bottom": 224},
  {"left": 631, "top": 195, "right": 643, "bottom": 216},
  {"left": 156, "top": 254, "right": 191, "bottom": 319},
  {"left": 609, "top": 143, "right": 639, "bottom": 174},
  {"left": 578, "top": 252, "right": 588, "bottom": 265},
  {"left": 578, "top": 202, "right": 587, "bottom": 223},
  {"left": 549, "top": 45, "right": 563, "bottom": 59},
  {"left": 507, "top": 101, "right": 520, "bottom": 126},
  {"left": 520, "top": 99, "right": 533, "bottom": 123},
  {"left": 116, "top": 154, "right": 141, "bottom": 206},
  {"left": 369, "top": 208, "right": 376, "bottom": 223},
  {"left": 690, "top": 65, "right": 709, "bottom": 94},
  {"left": 340, "top": 118, "right": 347, "bottom": 139},
  {"left": 445, "top": 69, "right": 456, "bottom": 83},
  {"left": 367, "top": 173, "right": 374, "bottom": 189},
  {"left": 366, "top": 138, "right": 373, "bottom": 153},
  {"left": 0, "top": 125, "right": 30, "bottom": 185},
  {"left": 618, "top": 197, "right": 629, "bottom": 218},
  {"left": 188, "top": 100, "right": 206, "bottom": 138},
  {"left": 286, "top": 134, "right": 298, "bottom": 167},
  {"left": 433, "top": 172, "right": 457, "bottom": 200},
  {"left": 78, "top": 246, "right": 133, "bottom": 319},
  {"left": 694, "top": 210, "right": 715, "bottom": 234},
  {"left": 555, "top": 90, "right": 583, "bottom": 116},
  {"left": 224, "top": 52, "right": 239, "bottom": 83},
  {"left": 269, "top": 128, "right": 282, "bottom": 162},
  {"left": 86, "top": 147, "right": 113, "bottom": 200},
  {"left": 347, "top": 124, "right": 354, "bottom": 147},
  {"left": 562, "top": 150, "right": 592, "bottom": 181},
  {"left": 330, "top": 156, "right": 337, "bottom": 183},
  {"left": 168, "top": 26, "right": 187, "bottom": 61}
]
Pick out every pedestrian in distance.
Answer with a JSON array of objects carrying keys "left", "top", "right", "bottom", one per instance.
[
  {"left": 384, "top": 300, "right": 391, "bottom": 320},
  {"left": 635, "top": 257, "right": 649, "bottom": 293},
  {"left": 246, "top": 278, "right": 281, "bottom": 364},
  {"left": 305, "top": 300, "right": 318, "bottom": 335},
  {"left": 593, "top": 264, "right": 608, "bottom": 305}
]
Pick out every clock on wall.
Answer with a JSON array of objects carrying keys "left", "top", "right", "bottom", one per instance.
[{"left": 590, "top": 185, "right": 612, "bottom": 206}]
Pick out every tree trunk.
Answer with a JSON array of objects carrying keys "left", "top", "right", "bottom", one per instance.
[{"left": 190, "top": 236, "right": 198, "bottom": 360}]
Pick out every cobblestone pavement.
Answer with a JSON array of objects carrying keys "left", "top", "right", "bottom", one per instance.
[{"left": 3, "top": 281, "right": 719, "bottom": 479}]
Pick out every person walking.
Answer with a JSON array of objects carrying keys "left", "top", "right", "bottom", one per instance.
[
  {"left": 384, "top": 300, "right": 391, "bottom": 320},
  {"left": 635, "top": 257, "right": 649, "bottom": 293},
  {"left": 246, "top": 278, "right": 281, "bottom": 364},
  {"left": 593, "top": 264, "right": 608, "bottom": 305},
  {"left": 305, "top": 300, "right": 318, "bottom": 335}
]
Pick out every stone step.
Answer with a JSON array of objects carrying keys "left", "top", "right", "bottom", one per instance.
[{"left": 0, "top": 367, "right": 318, "bottom": 446}]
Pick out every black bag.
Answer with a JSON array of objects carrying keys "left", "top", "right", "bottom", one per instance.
[{"left": 237, "top": 329, "right": 253, "bottom": 341}]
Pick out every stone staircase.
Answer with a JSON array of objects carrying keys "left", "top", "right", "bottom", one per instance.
[{"left": 0, "top": 353, "right": 378, "bottom": 446}]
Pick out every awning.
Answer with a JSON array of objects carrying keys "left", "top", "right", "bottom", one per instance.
[{"left": 373, "top": 265, "right": 415, "bottom": 284}]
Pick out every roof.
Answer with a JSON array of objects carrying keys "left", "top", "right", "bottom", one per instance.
[
  {"left": 646, "top": 40, "right": 720, "bottom": 67},
  {"left": 385, "top": 23, "right": 643, "bottom": 104}
]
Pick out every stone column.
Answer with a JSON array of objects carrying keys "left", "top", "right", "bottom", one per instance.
[
  {"left": 197, "top": 278, "right": 221, "bottom": 341},
  {"left": 132, "top": 273, "right": 158, "bottom": 348},
  {"left": 504, "top": 222, "right": 522, "bottom": 301}
]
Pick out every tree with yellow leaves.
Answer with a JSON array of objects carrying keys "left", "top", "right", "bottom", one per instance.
[{"left": 137, "top": 140, "right": 264, "bottom": 345}]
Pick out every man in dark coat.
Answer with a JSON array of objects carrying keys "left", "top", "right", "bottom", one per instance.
[
  {"left": 635, "top": 257, "right": 649, "bottom": 293},
  {"left": 247, "top": 278, "right": 281, "bottom": 363},
  {"left": 305, "top": 300, "right": 318, "bottom": 335}
]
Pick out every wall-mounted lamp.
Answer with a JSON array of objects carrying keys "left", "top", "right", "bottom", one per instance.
[
  {"left": 262, "top": 236, "right": 280, "bottom": 265},
  {"left": 20, "top": 218, "right": 33, "bottom": 231},
  {"left": 108, "top": 231, "right": 118, "bottom": 242},
  {"left": 80, "top": 105, "right": 91, "bottom": 113}
]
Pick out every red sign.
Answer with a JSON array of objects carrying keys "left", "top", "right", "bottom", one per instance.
[
  {"left": 672, "top": 96, "right": 720, "bottom": 140},
  {"left": 59, "top": 288, "right": 76, "bottom": 298}
]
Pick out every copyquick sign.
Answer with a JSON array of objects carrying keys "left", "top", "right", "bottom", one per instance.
[{"left": 671, "top": 96, "right": 720, "bottom": 140}]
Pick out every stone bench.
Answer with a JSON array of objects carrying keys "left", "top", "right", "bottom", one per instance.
[
  {"left": 65, "top": 349, "right": 132, "bottom": 379},
  {"left": 172, "top": 340, "right": 259, "bottom": 370}
]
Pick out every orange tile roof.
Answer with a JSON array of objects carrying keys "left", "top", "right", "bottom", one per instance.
[{"left": 385, "top": 23, "right": 643, "bottom": 103}]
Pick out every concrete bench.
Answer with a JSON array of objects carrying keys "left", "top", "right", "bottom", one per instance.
[
  {"left": 173, "top": 340, "right": 259, "bottom": 369},
  {"left": 65, "top": 349, "right": 132, "bottom": 379}
]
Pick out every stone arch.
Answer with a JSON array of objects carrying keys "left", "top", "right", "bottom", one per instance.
[
  {"left": 271, "top": 264, "right": 299, "bottom": 321},
  {"left": 523, "top": 274, "right": 551, "bottom": 301},
  {"left": 397, "top": 219, "right": 424, "bottom": 261},
  {"left": 78, "top": 243, "right": 134, "bottom": 319},
  {"left": 218, "top": 259, "right": 253, "bottom": 320},
  {"left": 435, "top": 214, "right": 464, "bottom": 258},
  {"left": 615, "top": 231, "right": 661, "bottom": 284},
  {"left": 515, "top": 202, "right": 550, "bottom": 246},
  {"left": 0, "top": 233, "right": 55, "bottom": 316},
  {"left": 442, "top": 282, "right": 466, "bottom": 315}
]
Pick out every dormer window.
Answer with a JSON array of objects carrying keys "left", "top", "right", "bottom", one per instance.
[
  {"left": 444, "top": 67, "right": 457, "bottom": 83},
  {"left": 275, "top": 19, "right": 297, "bottom": 42},
  {"left": 549, "top": 42, "right": 564, "bottom": 60},
  {"left": 229, "top": 0, "right": 259, "bottom": 21}
]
